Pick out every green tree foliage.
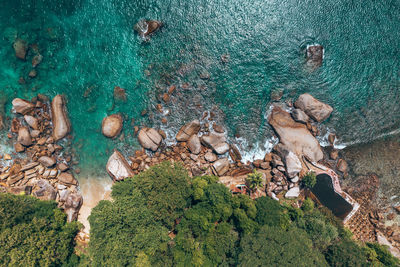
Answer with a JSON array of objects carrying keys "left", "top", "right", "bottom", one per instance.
[
  {"left": 114, "top": 161, "right": 192, "bottom": 229},
  {"left": 255, "top": 196, "right": 290, "bottom": 230},
  {"left": 238, "top": 226, "right": 329, "bottom": 267},
  {"left": 366, "top": 243, "right": 400, "bottom": 267},
  {"left": 303, "top": 171, "right": 317, "bottom": 188},
  {"left": 325, "top": 239, "right": 368, "bottom": 267},
  {"left": 245, "top": 169, "right": 263, "bottom": 192},
  {"left": 87, "top": 162, "right": 396, "bottom": 267},
  {"left": 0, "top": 193, "right": 80, "bottom": 267}
]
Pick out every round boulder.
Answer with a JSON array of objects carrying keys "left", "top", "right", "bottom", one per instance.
[{"left": 102, "top": 114, "right": 123, "bottom": 138}]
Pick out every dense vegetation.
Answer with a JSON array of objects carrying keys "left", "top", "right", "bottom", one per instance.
[
  {"left": 87, "top": 161, "right": 399, "bottom": 266},
  {"left": 0, "top": 193, "right": 80, "bottom": 267}
]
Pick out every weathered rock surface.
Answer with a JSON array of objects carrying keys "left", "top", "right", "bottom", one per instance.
[
  {"left": 13, "top": 38, "right": 28, "bottom": 60},
  {"left": 24, "top": 115, "right": 39, "bottom": 130},
  {"left": 269, "top": 106, "right": 323, "bottom": 162},
  {"left": 102, "top": 114, "right": 123, "bottom": 138},
  {"left": 187, "top": 135, "right": 201, "bottom": 154},
  {"left": 201, "top": 132, "right": 229, "bottom": 154},
  {"left": 57, "top": 163, "right": 69, "bottom": 172},
  {"left": 291, "top": 108, "right": 309, "bottom": 124},
  {"left": 205, "top": 152, "right": 218, "bottom": 162},
  {"left": 138, "top": 127, "right": 162, "bottom": 151},
  {"left": 64, "top": 192, "right": 83, "bottom": 223},
  {"left": 58, "top": 172, "right": 78, "bottom": 185},
  {"left": 285, "top": 186, "right": 300, "bottom": 199},
  {"left": 12, "top": 98, "right": 34, "bottom": 114},
  {"left": 284, "top": 151, "right": 302, "bottom": 178},
  {"left": 176, "top": 120, "right": 201, "bottom": 141},
  {"left": 38, "top": 156, "right": 56, "bottom": 167},
  {"left": 229, "top": 144, "right": 242, "bottom": 162},
  {"left": 106, "top": 150, "right": 134, "bottom": 181},
  {"left": 306, "top": 45, "right": 324, "bottom": 67},
  {"left": 34, "top": 180, "right": 56, "bottom": 201},
  {"left": 17, "top": 126, "right": 32, "bottom": 146},
  {"left": 294, "top": 94, "right": 333, "bottom": 122},
  {"left": 337, "top": 159, "right": 348, "bottom": 173},
  {"left": 51, "top": 95, "right": 71, "bottom": 141},
  {"left": 212, "top": 158, "right": 230, "bottom": 176}
]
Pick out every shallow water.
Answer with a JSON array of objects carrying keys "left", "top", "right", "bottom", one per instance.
[{"left": 0, "top": 0, "right": 399, "bottom": 178}]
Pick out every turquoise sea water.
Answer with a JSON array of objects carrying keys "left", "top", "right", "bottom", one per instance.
[{"left": 1, "top": 0, "right": 400, "bottom": 175}]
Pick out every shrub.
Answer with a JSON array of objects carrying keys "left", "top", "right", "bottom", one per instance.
[
  {"left": 255, "top": 197, "right": 291, "bottom": 230},
  {"left": 303, "top": 171, "right": 317, "bottom": 188}
]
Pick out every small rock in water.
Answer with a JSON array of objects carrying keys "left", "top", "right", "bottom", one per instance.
[
  {"left": 306, "top": 44, "right": 324, "bottom": 67},
  {"left": 13, "top": 38, "right": 28, "bottom": 60},
  {"left": 134, "top": 19, "right": 162, "bottom": 39},
  {"left": 113, "top": 86, "right": 127, "bottom": 102},
  {"left": 32, "top": 54, "right": 43, "bottom": 67},
  {"left": 28, "top": 69, "right": 37, "bottom": 78}
]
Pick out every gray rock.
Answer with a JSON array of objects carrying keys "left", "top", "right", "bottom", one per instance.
[
  {"left": 64, "top": 192, "right": 83, "bottom": 222},
  {"left": 187, "top": 135, "right": 201, "bottom": 154},
  {"left": 51, "top": 95, "right": 71, "bottom": 141},
  {"left": 176, "top": 120, "right": 201, "bottom": 141},
  {"left": 138, "top": 127, "right": 162, "bottom": 151},
  {"left": 38, "top": 156, "right": 56, "bottom": 167},
  {"left": 205, "top": 152, "right": 218, "bottom": 162},
  {"left": 291, "top": 108, "right": 309, "bottom": 124},
  {"left": 285, "top": 186, "right": 300, "bottom": 199},
  {"left": 284, "top": 152, "right": 302, "bottom": 178},
  {"left": 24, "top": 115, "right": 39, "bottom": 130},
  {"left": 102, "top": 114, "right": 123, "bottom": 138},
  {"left": 106, "top": 150, "right": 134, "bottom": 181},
  {"left": 212, "top": 158, "right": 230, "bottom": 176},
  {"left": 34, "top": 180, "right": 56, "bottom": 201},
  {"left": 58, "top": 172, "right": 78, "bottom": 185}
]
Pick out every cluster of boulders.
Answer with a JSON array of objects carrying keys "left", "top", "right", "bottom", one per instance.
[
  {"left": 0, "top": 95, "right": 82, "bottom": 222},
  {"left": 12, "top": 37, "right": 43, "bottom": 78},
  {"left": 105, "top": 94, "right": 339, "bottom": 201}
]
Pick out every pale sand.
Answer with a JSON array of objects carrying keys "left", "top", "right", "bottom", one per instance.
[{"left": 77, "top": 173, "right": 112, "bottom": 234}]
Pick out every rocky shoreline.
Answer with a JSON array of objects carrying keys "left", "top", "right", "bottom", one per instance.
[
  {"left": 1, "top": 92, "right": 400, "bottom": 257},
  {"left": 0, "top": 95, "right": 82, "bottom": 223}
]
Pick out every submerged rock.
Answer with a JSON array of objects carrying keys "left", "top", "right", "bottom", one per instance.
[
  {"left": 102, "top": 114, "right": 123, "bottom": 138},
  {"left": 113, "top": 86, "right": 127, "bottom": 102},
  {"left": 294, "top": 93, "right": 333, "bottom": 122},
  {"left": 13, "top": 38, "right": 28, "bottom": 60},
  {"left": 12, "top": 98, "right": 34, "bottom": 115},
  {"left": 269, "top": 106, "right": 323, "bottom": 162},
  {"left": 134, "top": 20, "right": 162, "bottom": 39},
  {"left": 106, "top": 150, "right": 134, "bottom": 181},
  {"left": 176, "top": 120, "right": 201, "bottom": 141},
  {"left": 32, "top": 54, "right": 43, "bottom": 67},
  {"left": 306, "top": 44, "right": 324, "bottom": 67},
  {"left": 138, "top": 127, "right": 162, "bottom": 151},
  {"left": 51, "top": 95, "right": 71, "bottom": 141}
]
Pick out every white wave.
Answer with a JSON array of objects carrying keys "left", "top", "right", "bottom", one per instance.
[{"left": 235, "top": 136, "right": 279, "bottom": 163}]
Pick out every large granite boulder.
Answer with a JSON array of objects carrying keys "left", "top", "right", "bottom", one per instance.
[
  {"left": 291, "top": 108, "right": 309, "bottom": 124},
  {"left": 212, "top": 158, "right": 230, "bottom": 176},
  {"left": 12, "top": 98, "right": 34, "bottom": 115},
  {"left": 138, "top": 127, "right": 162, "bottom": 151},
  {"left": 102, "top": 114, "right": 123, "bottom": 138},
  {"left": 269, "top": 106, "right": 323, "bottom": 162},
  {"left": 176, "top": 120, "right": 201, "bottom": 141},
  {"left": 106, "top": 150, "right": 134, "bottom": 181},
  {"left": 285, "top": 186, "right": 300, "bottom": 199},
  {"left": 33, "top": 180, "right": 56, "bottom": 201},
  {"left": 58, "top": 172, "right": 78, "bottom": 185},
  {"left": 24, "top": 115, "right": 39, "bottom": 130},
  {"left": 51, "top": 95, "right": 71, "bottom": 141},
  {"left": 187, "top": 135, "right": 201, "bottom": 154},
  {"left": 38, "top": 156, "right": 56, "bottom": 167},
  {"left": 17, "top": 126, "right": 32, "bottom": 146},
  {"left": 201, "top": 132, "right": 229, "bottom": 155},
  {"left": 294, "top": 94, "right": 333, "bottom": 122},
  {"left": 284, "top": 151, "right": 302, "bottom": 178},
  {"left": 64, "top": 192, "right": 83, "bottom": 222}
]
